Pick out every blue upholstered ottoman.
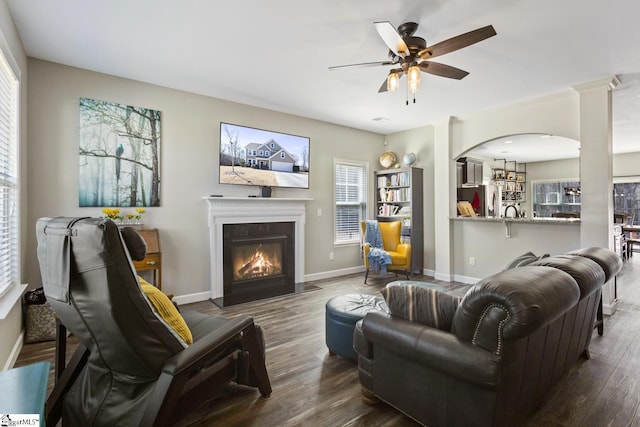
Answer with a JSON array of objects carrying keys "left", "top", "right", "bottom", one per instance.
[{"left": 325, "top": 293, "right": 387, "bottom": 360}]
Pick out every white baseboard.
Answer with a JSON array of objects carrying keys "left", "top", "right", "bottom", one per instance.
[
  {"left": 304, "top": 266, "right": 365, "bottom": 282},
  {"left": 452, "top": 274, "right": 480, "bottom": 285},
  {"left": 172, "top": 291, "right": 211, "bottom": 305},
  {"left": 603, "top": 300, "right": 618, "bottom": 316},
  {"left": 421, "top": 269, "right": 435, "bottom": 278},
  {"left": 433, "top": 272, "right": 454, "bottom": 282},
  {"left": 3, "top": 330, "right": 23, "bottom": 370}
]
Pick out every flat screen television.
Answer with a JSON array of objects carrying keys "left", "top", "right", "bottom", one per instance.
[{"left": 219, "top": 122, "right": 310, "bottom": 189}]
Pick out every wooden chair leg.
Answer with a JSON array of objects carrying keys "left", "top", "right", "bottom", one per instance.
[{"left": 364, "top": 269, "right": 369, "bottom": 284}]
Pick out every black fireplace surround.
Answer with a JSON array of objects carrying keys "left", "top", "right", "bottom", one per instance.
[{"left": 220, "top": 222, "right": 295, "bottom": 306}]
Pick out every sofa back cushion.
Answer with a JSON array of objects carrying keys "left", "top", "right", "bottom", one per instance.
[
  {"left": 528, "top": 254, "right": 605, "bottom": 300},
  {"left": 567, "top": 247, "right": 622, "bottom": 282},
  {"left": 503, "top": 251, "right": 548, "bottom": 269},
  {"left": 452, "top": 266, "right": 580, "bottom": 354}
]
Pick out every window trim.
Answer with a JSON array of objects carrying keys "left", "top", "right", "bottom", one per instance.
[
  {"left": 333, "top": 158, "right": 368, "bottom": 246},
  {"left": 0, "top": 40, "right": 22, "bottom": 308}
]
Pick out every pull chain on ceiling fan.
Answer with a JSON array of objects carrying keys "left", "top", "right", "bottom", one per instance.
[{"left": 329, "top": 21, "right": 497, "bottom": 104}]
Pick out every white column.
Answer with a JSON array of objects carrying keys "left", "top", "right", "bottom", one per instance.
[
  {"left": 574, "top": 76, "right": 619, "bottom": 314},
  {"left": 433, "top": 117, "right": 454, "bottom": 281}
]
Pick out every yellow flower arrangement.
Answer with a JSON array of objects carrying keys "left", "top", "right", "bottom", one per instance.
[
  {"left": 102, "top": 207, "right": 145, "bottom": 224},
  {"left": 135, "top": 207, "right": 146, "bottom": 221},
  {"left": 102, "top": 207, "right": 122, "bottom": 220}
]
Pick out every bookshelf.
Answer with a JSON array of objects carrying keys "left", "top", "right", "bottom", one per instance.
[{"left": 374, "top": 167, "right": 423, "bottom": 274}]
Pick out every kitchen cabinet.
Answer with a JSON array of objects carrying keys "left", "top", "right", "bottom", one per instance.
[{"left": 457, "top": 157, "right": 483, "bottom": 186}]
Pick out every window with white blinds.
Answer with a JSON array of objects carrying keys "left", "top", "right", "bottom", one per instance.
[
  {"left": 334, "top": 159, "right": 367, "bottom": 244},
  {"left": 0, "top": 48, "right": 19, "bottom": 297}
]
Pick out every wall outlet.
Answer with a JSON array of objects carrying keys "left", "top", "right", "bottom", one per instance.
[
  {"left": 329, "top": 252, "right": 334, "bottom": 260},
  {"left": 469, "top": 257, "right": 476, "bottom": 266},
  {"left": 317, "top": 208, "right": 322, "bottom": 217}
]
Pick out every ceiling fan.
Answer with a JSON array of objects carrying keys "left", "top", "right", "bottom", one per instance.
[{"left": 329, "top": 21, "right": 497, "bottom": 98}]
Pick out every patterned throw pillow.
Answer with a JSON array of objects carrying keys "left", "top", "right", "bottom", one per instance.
[
  {"left": 139, "top": 277, "right": 193, "bottom": 345},
  {"left": 504, "top": 251, "right": 549, "bottom": 270},
  {"left": 381, "top": 283, "right": 462, "bottom": 331}
]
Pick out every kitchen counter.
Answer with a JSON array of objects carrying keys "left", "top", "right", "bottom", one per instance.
[
  {"left": 451, "top": 216, "right": 580, "bottom": 237},
  {"left": 452, "top": 216, "right": 581, "bottom": 225}
]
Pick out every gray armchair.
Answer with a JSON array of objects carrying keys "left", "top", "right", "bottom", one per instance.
[{"left": 36, "top": 217, "right": 271, "bottom": 427}]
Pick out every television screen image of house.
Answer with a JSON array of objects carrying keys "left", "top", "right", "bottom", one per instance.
[{"left": 219, "top": 122, "right": 310, "bottom": 189}]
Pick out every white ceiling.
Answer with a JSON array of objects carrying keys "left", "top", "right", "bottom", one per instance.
[
  {"left": 462, "top": 134, "right": 580, "bottom": 163},
  {"left": 6, "top": 0, "right": 640, "bottom": 157}
]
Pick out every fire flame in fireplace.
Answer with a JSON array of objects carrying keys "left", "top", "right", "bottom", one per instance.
[{"left": 234, "top": 244, "right": 282, "bottom": 281}]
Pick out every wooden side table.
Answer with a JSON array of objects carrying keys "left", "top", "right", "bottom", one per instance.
[{"left": 132, "top": 228, "right": 162, "bottom": 290}]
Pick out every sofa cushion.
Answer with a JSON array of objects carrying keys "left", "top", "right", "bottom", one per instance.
[
  {"left": 381, "top": 283, "right": 461, "bottom": 330},
  {"left": 504, "top": 251, "right": 549, "bottom": 269},
  {"left": 528, "top": 254, "right": 605, "bottom": 299},
  {"left": 139, "top": 277, "right": 193, "bottom": 345}
]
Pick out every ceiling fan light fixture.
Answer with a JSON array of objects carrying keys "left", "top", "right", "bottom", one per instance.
[
  {"left": 408, "top": 65, "right": 421, "bottom": 93},
  {"left": 387, "top": 71, "right": 399, "bottom": 92}
]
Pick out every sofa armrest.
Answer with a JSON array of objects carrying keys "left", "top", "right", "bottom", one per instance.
[
  {"left": 161, "top": 315, "right": 254, "bottom": 376},
  {"left": 361, "top": 311, "right": 501, "bottom": 389}
]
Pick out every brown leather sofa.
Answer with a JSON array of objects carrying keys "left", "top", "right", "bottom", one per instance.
[{"left": 354, "top": 247, "right": 621, "bottom": 427}]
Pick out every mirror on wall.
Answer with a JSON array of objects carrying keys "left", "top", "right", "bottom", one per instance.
[{"left": 456, "top": 134, "right": 581, "bottom": 219}]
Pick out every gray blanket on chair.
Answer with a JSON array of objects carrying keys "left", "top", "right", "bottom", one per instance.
[{"left": 365, "top": 220, "right": 391, "bottom": 274}]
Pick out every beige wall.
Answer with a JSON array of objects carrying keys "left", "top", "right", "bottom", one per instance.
[
  {"left": 451, "top": 90, "right": 581, "bottom": 159},
  {"left": 25, "top": 59, "right": 383, "bottom": 300},
  {"left": 0, "top": 0, "right": 28, "bottom": 369}
]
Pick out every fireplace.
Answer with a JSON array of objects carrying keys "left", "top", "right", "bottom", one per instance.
[
  {"left": 222, "top": 222, "right": 295, "bottom": 306},
  {"left": 204, "top": 197, "right": 310, "bottom": 306}
]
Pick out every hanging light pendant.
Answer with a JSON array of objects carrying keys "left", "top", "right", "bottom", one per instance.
[
  {"left": 407, "top": 65, "right": 421, "bottom": 94},
  {"left": 387, "top": 71, "right": 400, "bottom": 92}
]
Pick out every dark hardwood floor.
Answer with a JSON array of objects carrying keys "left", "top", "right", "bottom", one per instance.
[{"left": 14, "top": 257, "right": 640, "bottom": 426}]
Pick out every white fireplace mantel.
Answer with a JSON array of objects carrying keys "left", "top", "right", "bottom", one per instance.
[{"left": 203, "top": 197, "right": 312, "bottom": 300}]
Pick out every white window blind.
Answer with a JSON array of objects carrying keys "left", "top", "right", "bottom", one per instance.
[
  {"left": 335, "top": 160, "right": 367, "bottom": 244},
  {"left": 0, "top": 48, "right": 19, "bottom": 297}
]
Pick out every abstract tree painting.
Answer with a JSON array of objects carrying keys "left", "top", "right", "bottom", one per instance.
[{"left": 79, "top": 97, "right": 161, "bottom": 207}]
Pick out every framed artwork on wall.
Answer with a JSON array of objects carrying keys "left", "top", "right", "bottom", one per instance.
[{"left": 78, "top": 97, "right": 161, "bottom": 207}]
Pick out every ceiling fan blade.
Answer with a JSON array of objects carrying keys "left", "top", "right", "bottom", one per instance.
[
  {"left": 374, "top": 21, "right": 409, "bottom": 57},
  {"left": 378, "top": 78, "right": 389, "bottom": 93},
  {"left": 418, "top": 61, "right": 469, "bottom": 80},
  {"left": 419, "top": 25, "right": 496, "bottom": 60},
  {"left": 329, "top": 61, "right": 394, "bottom": 71}
]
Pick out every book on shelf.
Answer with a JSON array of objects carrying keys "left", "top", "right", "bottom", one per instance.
[
  {"left": 377, "top": 171, "right": 411, "bottom": 188},
  {"left": 378, "top": 204, "right": 400, "bottom": 216}
]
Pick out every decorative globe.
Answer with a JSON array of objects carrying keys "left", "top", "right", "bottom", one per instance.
[
  {"left": 379, "top": 151, "right": 397, "bottom": 169},
  {"left": 403, "top": 152, "right": 417, "bottom": 166}
]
